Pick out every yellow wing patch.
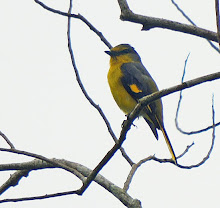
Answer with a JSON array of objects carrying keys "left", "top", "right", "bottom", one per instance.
[{"left": 129, "top": 84, "right": 142, "bottom": 93}]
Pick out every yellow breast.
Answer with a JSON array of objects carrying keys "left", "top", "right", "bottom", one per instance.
[{"left": 107, "top": 60, "right": 137, "bottom": 114}]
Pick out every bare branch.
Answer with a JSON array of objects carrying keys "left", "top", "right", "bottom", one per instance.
[
  {"left": 0, "top": 159, "right": 142, "bottom": 208},
  {"left": 123, "top": 156, "right": 154, "bottom": 192},
  {"left": 117, "top": 0, "right": 218, "bottom": 42},
  {"left": 0, "top": 148, "right": 85, "bottom": 181},
  {"left": 171, "top": 0, "right": 220, "bottom": 53},
  {"left": 176, "top": 142, "right": 194, "bottom": 159},
  {"left": 0, "top": 170, "right": 30, "bottom": 195},
  {"left": 215, "top": 0, "right": 220, "bottom": 47},
  {"left": 171, "top": 0, "right": 195, "bottom": 25},
  {"left": 177, "top": 95, "right": 216, "bottom": 169},
  {"left": 175, "top": 56, "right": 220, "bottom": 134},
  {"left": 0, "top": 189, "right": 78, "bottom": 203},
  {"left": 0, "top": 130, "right": 15, "bottom": 149},
  {"left": 34, "top": 0, "right": 112, "bottom": 49},
  {"left": 138, "top": 72, "right": 220, "bottom": 112},
  {"left": 123, "top": 142, "right": 194, "bottom": 192}
]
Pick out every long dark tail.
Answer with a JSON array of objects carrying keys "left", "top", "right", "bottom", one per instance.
[
  {"left": 158, "top": 121, "right": 177, "bottom": 164},
  {"left": 144, "top": 106, "right": 177, "bottom": 164}
]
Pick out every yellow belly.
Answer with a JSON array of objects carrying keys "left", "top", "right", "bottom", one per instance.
[{"left": 108, "top": 64, "right": 137, "bottom": 114}]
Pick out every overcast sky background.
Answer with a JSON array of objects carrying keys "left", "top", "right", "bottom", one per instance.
[{"left": 0, "top": 0, "right": 220, "bottom": 208}]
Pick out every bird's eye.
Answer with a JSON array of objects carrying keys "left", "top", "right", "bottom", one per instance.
[{"left": 121, "top": 49, "right": 130, "bottom": 54}]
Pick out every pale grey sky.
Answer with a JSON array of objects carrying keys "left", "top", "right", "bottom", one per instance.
[{"left": 0, "top": 1, "right": 220, "bottom": 208}]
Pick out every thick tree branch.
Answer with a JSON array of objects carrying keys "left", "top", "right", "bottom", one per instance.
[
  {"left": 117, "top": 0, "right": 218, "bottom": 42},
  {"left": 0, "top": 159, "right": 142, "bottom": 208},
  {"left": 0, "top": 170, "right": 29, "bottom": 194}
]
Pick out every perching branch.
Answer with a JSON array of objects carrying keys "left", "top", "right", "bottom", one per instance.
[
  {"left": 131, "top": 71, "right": 220, "bottom": 122},
  {"left": 117, "top": 0, "right": 218, "bottom": 42}
]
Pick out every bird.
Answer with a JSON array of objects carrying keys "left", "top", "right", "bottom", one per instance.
[{"left": 105, "top": 44, "right": 177, "bottom": 164}]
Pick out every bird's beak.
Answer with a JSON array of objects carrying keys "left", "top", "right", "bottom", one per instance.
[{"left": 105, "top": 50, "right": 111, "bottom": 56}]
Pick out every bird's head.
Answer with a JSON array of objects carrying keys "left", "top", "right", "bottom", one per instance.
[{"left": 105, "top": 44, "right": 141, "bottom": 64}]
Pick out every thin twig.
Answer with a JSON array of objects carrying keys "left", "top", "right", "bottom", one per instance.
[
  {"left": 0, "top": 190, "right": 78, "bottom": 203},
  {"left": 176, "top": 142, "right": 194, "bottom": 159},
  {"left": 177, "top": 95, "right": 216, "bottom": 169},
  {"left": 0, "top": 148, "right": 85, "bottom": 181},
  {"left": 171, "top": 0, "right": 220, "bottom": 53},
  {"left": 175, "top": 55, "right": 220, "bottom": 134},
  {"left": 34, "top": 0, "right": 112, "bottom": 49},
  {"left": 123, "top": 142, "right": 194, "bottom": 192},
  {"left": 0, "top": 131, "right": 15, "bottom": 149},
  {"left": 215, "top": 0, "right": 220, "bottom": 47}
]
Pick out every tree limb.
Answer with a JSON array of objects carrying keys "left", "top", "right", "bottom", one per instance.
[
  {"left": 0, "top": 159, "right": 142, "bottom": 208},
  {"left": 117, "top": 0, "right": 218, "bottom": 42},
  {"left": 0, "top": 170, "right": 29, "bottom": 194},
  {"left": 0, "top": 148, "right": 85, "bottom": 181}
]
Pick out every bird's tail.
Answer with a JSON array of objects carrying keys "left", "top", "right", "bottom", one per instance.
[
  {"left": 158, "top": 122, "right": 177, "bottom": 164},
  {"left": 144, "top": 105, "right": 177, "bottom": 164}
]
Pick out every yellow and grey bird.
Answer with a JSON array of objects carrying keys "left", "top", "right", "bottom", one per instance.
[{"left": 105, "top": 44, "right": 177, "bottom": 164}]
